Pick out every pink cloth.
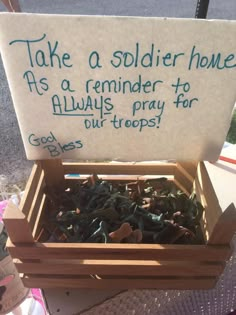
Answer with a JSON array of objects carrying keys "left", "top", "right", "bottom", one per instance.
[
  {"left": 31, "top": 288, "right": 47, "bottom": 313},
  {"left": 0, "top": 200, "right": 47, "bottom": 313},
  {"left": 0, "top": 199, "right": 8, "bottom": 222}
]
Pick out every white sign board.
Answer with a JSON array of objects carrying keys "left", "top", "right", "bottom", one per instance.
[{"left": 0, "top": 13, "right": 235, "bottom": 161}]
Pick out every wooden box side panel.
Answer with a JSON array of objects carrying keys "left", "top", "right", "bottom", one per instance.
[
  {"left": 39, "top": 160, "right": 65, "bottom": 189},
  {"left": 5, "top": 160, "right": 236, "bottom": 248},
  {"left": 208, "top": 203, "right": 236, "bottom": 245},
  {"left": 14, "top": 259, "right": 224, "bottom": 277},
  {"left": 22, "top": 275, "right": 218, "bottom": 290},
  {"left": 19, "top": 162, "right": 43, "bottom": 217},
  {"left": 174, "top": 162, "right": 196, "bottom": 194},
  {"left": 4, "top": 162, "right": 47, "bottom": 237},
  {"left": 177, "top": 162, "right": 198, "bottom": 178},
  {"left": 195, "top": 162, "right": 236, "bottom": 244},
  {"left": 3, "top": 202, "right": 34, "bottom": 244},
  {"left": 7, "top": 242, "right": 231, "bottom": 262},
  {"left": 10, "top": 242, "right": 227, "bottom": 289}
]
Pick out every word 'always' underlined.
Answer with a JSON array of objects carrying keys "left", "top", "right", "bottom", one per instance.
[{"left": 53, "top": 113, "right": 94, "bottom": 117}]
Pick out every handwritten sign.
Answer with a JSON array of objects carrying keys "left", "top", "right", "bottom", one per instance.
[{"left": 0, "top": 13, "right": 235, "bottom": 161}]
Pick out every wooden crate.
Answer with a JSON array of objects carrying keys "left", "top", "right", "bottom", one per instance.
[{"left": 3, "top": 160, "right": 236, "bottom": 289}]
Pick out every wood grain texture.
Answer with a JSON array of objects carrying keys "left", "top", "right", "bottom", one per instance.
[
  {"left": 27, "top": 171, "right": 45, "bottom": 230},
  {"left": 208, "top": 203, "right": 236, "bottom": 245},
  {"left": 19, "top": 162, "right": 42, "bottom": 216},
  {"left": 22, "top": 275, "right": 217, "bottom": 289},
  {"left": 15, "top": 260, "right": 224, "bottom": 277},
  {"left": 196, "top": 162, "right": 223, "bottom": 240},
  {"left": 177, "top": 161, "right": 198, "bottom": 178},
  {"left": 32, "top": 193, "right": 46, "bottom": 239},
  {"left": 193, "top": 176, "right": 209, "bottom": 241},
  {"left": 39, "top": 159, "right": 65, "bottom": 189},
  {"left": 7, "top": 242, "right": 231, "bottom": 261},
  {"left": 3, "top": 201, "right": 34, "bottom": 243},
  {"left": 174, "top": 164, "right": 194, "bottom": 193}
]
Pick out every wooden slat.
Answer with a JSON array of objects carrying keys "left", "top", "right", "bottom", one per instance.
[
  {"left": 3, "top": 201, "right": 34, "bottom": 243},
  {"left": 196, "top": 162, "right": 223, "bottom": 240},
  {"left": 39, "top": 159, "right": 65, "bottom": 189},
  {"left": 7, "top": 242, "right": 231, "bottom": 261},
  {"left": 193, "top": 177, "right": 208, "bottom": 241},
  {"left": 22, "top": 275, "right": 217, "bottom": 289},
  {"left": 19, "top": 162, "right": 42, "bottom": 216},
  {"left": 32, "top": 193, "right": 47, "bottom": 238},
  {"left": 174, "top": 164, "right": 194, "bottom": 193},
  {"left": 177, "top": 161, "right": 198, "bottom": 178},
  {"left": 174, "top": 179, "right": 190, "bottom": 196},
  {"left": 15, "top": 260, "right": 224, "bottom": 277},
  {"left": 208, "top": 203, "right": 236, "bottom": 245},
  {"left": 27, "top": 171, "right": 45, "bottom": 229},
  {"left": 63, "top": 162, "right": 176, "bottom": 176}
]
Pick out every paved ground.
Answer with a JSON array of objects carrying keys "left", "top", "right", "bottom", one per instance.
[{"left": 0, "top": 0, "right": 235, "bottom": 185}]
